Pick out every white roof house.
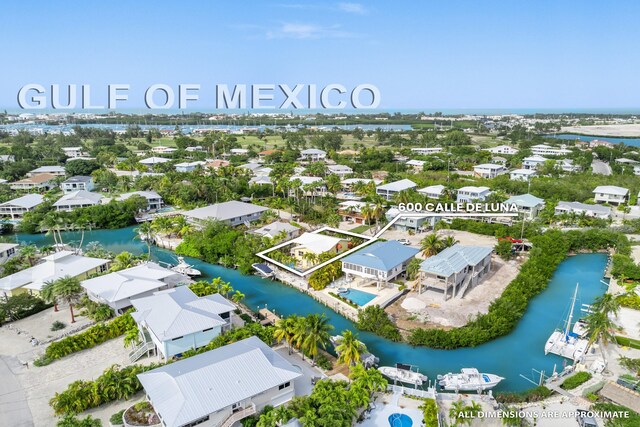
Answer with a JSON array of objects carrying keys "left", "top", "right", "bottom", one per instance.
[
  {"left": 593, "top": 185, "right": 629, "bottom": 205},
  {"left": 456, "top": 186, "right": 491, "bottom": 203},
  {"left": 522, "top": 155, "right": 549, "bottom": 170},
  {"left": 300, "top": 148, "right": 327, "bottom": 161},
  {"left": 376, "top": 179, "right": 417, "bottom": 200},
  {"left": 555, "top": 201, "right": 612, "bottom": 219},
  {"left": 473, "top": 163, "right": 508, "bottom": 178},
  {"left": 249, "top": 175, "right": 273, "bottom": 186},
  {"left": 418, "top": 185, "right": 446, "bottom": 199},
  {"left": 410, "top": 147, "right": 442, "bottom": 155},
  {"left": 327, "top": 164, "right": 353, "bottom": 176},
  {"left": 137, "top": 336, "right": 301, "bottom": 427},
  {"left": 53, "top": 190, "right": 103, "bottom": 211},
  {"left": 0, "top": 194, "right": 44, "bottom": 219},
  {"left": 510, "top": 168, "right": 537, "bottom": 181},
  {"left": 504, "top": 194, "right": 545, "bottom": 219},
  {"left": 28, "top": 165, "right": 66, "bottom": 176},
  {"left": 81, "top": 262, "right": 187, "bottom": 312},
  {"left": 139, "top": 157, "right": 171, "bottom": 165},
  {"left": 530, "top": 144, "right": 571, "bottom": 156},
  {"left": 184, "top": 201, "right": 268, "bottom": 226},
  {"left": 60, "top": 176, "right": 94, "bottom": 193},
  {"left": 0, "top": 251, "right": 110, "bottom": 297},
  {"left": 252, "top": 221, "right": 300, "bottom": 240},
  {"left": 485, "top": 145, "right": 519, "bottom": 155},
  {"left": 290, "top": 233, "right": 343, "bottom": 254},
  {"left": 117, "top": 191, "right": 164, "bottom": 210}
]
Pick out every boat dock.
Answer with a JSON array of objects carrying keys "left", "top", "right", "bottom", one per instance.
[{"left": 258, "top": 308, "right": 280, "bottom": 326}]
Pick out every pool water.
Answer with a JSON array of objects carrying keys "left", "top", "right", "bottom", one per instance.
[
  {"left": 341, "top": 288, "right": 376, "bottom": 306},
  {"left": 388, "top": 413, "right": 413, "bottom": 427}
]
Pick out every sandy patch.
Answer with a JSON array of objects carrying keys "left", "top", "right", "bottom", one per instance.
[{"left": 561, "top": 124, "right": 640, "bottom": 137}]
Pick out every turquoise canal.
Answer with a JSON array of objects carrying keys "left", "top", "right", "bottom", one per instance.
[
  {"left": 547, "top": 133, "right": 640, "bottom": 147},
  {"left": 16, "top": 227, "right": 609, "bottom": 392}
]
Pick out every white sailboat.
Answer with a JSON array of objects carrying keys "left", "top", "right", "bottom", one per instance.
[
  {"left": 171, "top": 257, "right": 201, "bottom": 277},
  {"left": 378, "top": 364, "right": 427, "bottom": 386},
  {"left": 437, "top": 368, "right": 504, "bottom": 392},
  {"left": 544, "top": 283, "right": 589, "bottom": 362}
]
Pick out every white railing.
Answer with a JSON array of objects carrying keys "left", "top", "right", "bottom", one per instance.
[
  {"left": 129, "top": 341, "right": 155, "bottom": 363},
  {"left": 219, "top": 403, "right": 256, "bottom": 427},
  {"left": 387, "top": 384, "right": 436, "bottom": 399}
]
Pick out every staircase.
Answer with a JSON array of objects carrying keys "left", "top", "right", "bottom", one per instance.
[
  {"left": 455, "top": 273, "right": 474, "bottom": 299},
  {"left": 129, "top": 341, "right": 155, "bottom": 363},
  {"left": 220, "top": 404, "right": 256, "bottom": 427}
]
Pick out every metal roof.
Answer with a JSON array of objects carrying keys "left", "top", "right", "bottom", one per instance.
[
  {"left": 376, "top": 179, "right": 417, "bottom": 192},
  {"left": 420, "top": 244, "right": 492, "bottom": 277},
  {"left": 0, "top": 193, "right": 44, "bottom": 209},
  {"left": 504, "top": 193, "right": 544, "bottom": 208},
  {"left": 53, "top": 190, "right": 103, "bottom": 206},
  {"left": 62, "top": 175, "right": 92, "bottom": 183},
  {"left": 593, "top": 185, "right": 629, "bottom": 196},
  {"left": 137, "top": 336, "right": 301, "bottom": 427},
  {"left": 184, "top": 201, "right": 268, "bottom": 222},
  {"left": 342, "top": 240, "right": 419, "bottom": 272}
]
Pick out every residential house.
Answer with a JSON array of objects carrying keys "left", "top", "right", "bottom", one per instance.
[
  {"left": 252, "top": 221, "right": 300, "bottom": 240},
  {"left": 289, "top": 176, "right": 326, "bottom": 197},
  {"left": 342, "top": 240, "right": 419, "bottom": 285},
  {"left": 419, "top": 244, "right": 493, "bottom": 300},
  {"left": 473, "top": 163, "right": 508, "bottom": 179},
  {"left": 60, "top": 176, "right": 94, "bottom": 193},
  {"left": 81, "top": 262, "right": 188, "bottom": 313},
  {"left": 522, "top": 155, "right": 549, "bottom": 170},
  {"left": 53, "top": 190, "right": 103, "bottom": 211},
  {"left": 510, "top": 169, "right": 537, "bottom": 181},
  {"left": 406, "top": 159, "right": 426, "bottom": 172},
  {"left": 62, "top": 147, "right": 86, "bottom": 158},
  {"left": 593, "top": 185, "right": 629, "bottom": 205},
  {"left": 485, "top": 145, "right": 519, "bottom": 155},
  {"left": 185, "top": 146, "right": 205, "bottom": 152},
  {"left": 137, "top": 336, "right": 301, "bottom": 427},
  {"left": 418, "top": 185, "right": 446, "bottom": 200},
  {"left": 139, "top": 157, "right": 171, "bottom": 166},
  {"left": 151, "top": 146, "right": 178, "bottom": 154},
  {"left": 338, "top": 201, "right": 374, "bottom": 225},
  {"left": 289, "top": 233, "right": 348, "bottom": 269},
  {"left": 130, "top": 286, "right": 235, "bottom": 360},
  {"left": 590, "top": 140, "right": 614, "bottom": 148},
  {"left": 530, "top": 144, "right": 572, "bottom": 156},
  {"left": 0, "top": 155, "right": 15, "bottom": 162},
  {"left": 175, "top": 161, "right": 206, "bottom": 173},
  {"left": 376, "top": 179, "right": 417, "bottom": 201},
  {"left": 300, "top": 148, "right": 327, "bottom": 161},
  {"left": 10, "top": 173, "right": 57, "bottom": 191},
  {"left": 456, "top": 186, "right": 491, "bottom": 203},
  {"left": 117, "top": 191, "right": 164, "bottom": 211},
  {"left": 249, "top": 175, "right": 273, "bottom": 186},
  {"left": 258, "top": 149, "right": 280, "bottom": 161},
  {"left": 230, "top": 148, "right": 249, "bottom": 155},
  {"left": 340, "top": 178, "right": 380, "bottom": 191},
  {"left": 504, "top": 194, "right": 545, "bottom": 219},
  {"left": 0, "top": 194, "right": 44, "bottom": 219},
  {"left": 555, "top": 201, "right": 612, "bottom": 219},
  {"left": 410, "top": 147, "right": 442, "bottom": 155},
  {"left": 557, "top": 159, "right": 581, "bottom": 173},
  {"left": 327, "top": 164, "right": 353, "bottom": 177},
  {"left": 385, "top": 207, "right": 436, "bottom": 231},
  {"left": 27, "top": 166, "right": 65, "bottom": 177},
  {"left": 0, "top": 243, "right": 18, "bottom": 265},
  {"left": 184, "top": 201, "right": 268, "bottom": 226},
  {"left": 206, "top": 159, "right": 231, "bottom": 169},
  {"left": 0, "top": 251, "right": 110, "bottom": 298}
]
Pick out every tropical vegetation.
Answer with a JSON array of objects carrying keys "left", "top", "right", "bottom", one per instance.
[
  {"left": 560, "top": 371, "right": 592, "bottom": 390},
  {"left": 356, "top": 305, "right": 402, "bottom": 342}
]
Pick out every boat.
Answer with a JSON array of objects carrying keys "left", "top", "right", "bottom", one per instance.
[
  {"left": 572, "top": 318, "right": 589, "bottom": 338},
  {"left": 330, "top": 335, "right": 379, "bottom": 368},
  {"left": 437, "top": 368, "right": 504, "bottom": 392},
  {"left": 544, "top": 283, "right": 589, "bottom": 362},
  {"left": 378, "top": 364, "right": 427, "bottom": 386},
  {"left": 171, "top": 257, "right": 201, "bottom": 277},
  {"left": 252, "top": 263, "right": 275, "bottom": 278}
]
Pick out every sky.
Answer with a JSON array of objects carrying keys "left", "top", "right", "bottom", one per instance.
[{"left": 2, "top": 0, "right": 640, "bottom": 112}]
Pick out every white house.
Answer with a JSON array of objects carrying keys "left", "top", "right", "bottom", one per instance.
[
  {"left": 184, "top": 201, "right": 268, "bottom": 226},
  {"left": 0, "top": 194, "right": 44, "bottom": 219},
  {"left": 53, "top": 190, "right": 103, "bottom": 211},
  {"left": 130, "top": 286, "right": 235, "bottom": 360},
  {"left": 0, "top": 243, "right": 18, "bottom": 265},
  {"left": 60, "top": 176, "right": 94, "bottom": 193},
  {"left": 522, "top": 155, "right": 549, "bottom": 170},
  {"left": 252, "top": 221, "right": 300, "bottom": 240},
  {"left": 510, "top": 168, "right": 537, "bottom": 181},
  {"left": 62, "top": 147, "right": 86, "bottom": 158},
  {"left": 406, "top": 159, "right": 426, "bottom": 172},
  {"left": 593, "top": 185, "right": 629, "bottom": 205},
  {"left": 10, "top": 173, "right": 57, "bottom": 191},
  {"left": 504, "top": 194, "right": 545, "bottom": 219},
  {"left": 81, "top": 262, "right": 187, "bottom": 313},
  {"left": 151, "top": 146, "right": 178, "bottom": 154},
  {"left": 342, "top": 240, "right": 419, "bottom": 285},
  {"left": 249, "top": 175, "right": 273, "bottom": 186},
  {"left": 473, "top": 163, "right": 508, "bottom": 179},
  {"left": 27, "top": 166, "right": 66, "bottom": 177},
  {"left": 557, "top": 159, "right": 581, "bottom": 173},
  {"left": 419, "top": 244, "right": 493, "bottom": 300},
  {"left": 456, "top": 186, "right": 491, "bottom": 203},
  {"left": 230, "top": 148, "right": 249, "bottom": 155},
  {"left": 175, "top": 161, "right": 206, "bottom": 173},
  {"left": 0, "top": 155, "right": 15, "bottom": 162},
  {"left": 289, "top": 176, "right": 326, "bottom": 197},
  {"left": 410, "top": 147, "right": 442, "bottom": 155},
  {"left": 117, "top": 191, "right": 164, "bottom": 211},
  {"left": 376, "top": 179, "right": 417, "bottom": 201},
  {"left": 341, "top": 178, "right": 380, "bottom": 191},
  {"left": 530, "top": 144, "right": 571, "bottom": 156},
  {"left": 300, "top": 148, "right": 327, "bottom": 161},
  {"left": 139, "top": 157, "right": 171, "bottom": 166},
  {"left": 137, "top": 336, "right": 302, "bottom": 427},
  {"left": 485, "top": 145, "right": 519, "bottom": 155},
  {"left": 418, "top": 185, "right": 446, "bottom": 199},
  {"left": 327, "top": 164, "right": 353, "bottom": 177},
  {"left": 555, "top": 201, "right": 611, "bottom": 219}
]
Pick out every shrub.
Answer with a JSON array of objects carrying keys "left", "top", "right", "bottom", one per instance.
[
  {"left": 76, "top": 295, "right": 114, "bottom": 322},
  {"left": 329, "top": 292, "right": 359, "bottom": 309},
  {"left": 0, "top": 293, "right": 52, "bottom": 324},
  {"left": 109, "top": 410, "right": 125, "bottom": 426},
  {"left": 56, "top": 413, "right": 102, "bottom": 426},
  {"left": 356, "top": 305, "right": 402, "bottom": 342},
  {"left": 315, "top": 353, "right": 333, "bottom": 370},
  {"left": 560, "top": 372, "right": 592, "bottom": 390},
  {"left": 308, "top": 261, "right": 343, "bottom": 290},
  {"left": 592, "top": 403, "right": 640, "bottom": 427},
  {"left": 615, "top": 336, "right": 640, "bottom": 350},
  {"left": 495, "top": 386, "right": 553, "bottom": 404},
  {"left": 420, "top": 398, "right": 438, "bottom": 427},
  {"left": 618, "top": 293, "right": 640, "bottom": 310},
  {"left": 50, "top": 320, "right": 66, "bottom": 331}
]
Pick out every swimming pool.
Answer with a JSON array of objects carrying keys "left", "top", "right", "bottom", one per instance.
[
  {"left": 388, "top": 413, "right": 413, "bottom": 427},
  {"left": 340, "top": 288, "right": 376, "bottom": 306}
]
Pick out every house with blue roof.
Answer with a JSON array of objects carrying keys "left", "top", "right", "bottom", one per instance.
[
  {"left": 419, "top": 244, "right": 492, "bottom": 300},
  {"left": 504, "top": 193, "right": 545, "bottom": 219},
  {"left": 341, "top": 240, "right": 419, "bottom": 287}
]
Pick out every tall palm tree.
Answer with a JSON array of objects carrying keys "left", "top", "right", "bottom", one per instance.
[
  {"left": 420, "top": 233, "right": 443, "bottom": 257},
  {"left": 336, "top": 330, "right": 366, "bottom": 368},
  {"left": 136, "top": 221, "right": 153, "bottom": 259},
  {"left": 449, "top": 399, "right": 471, "bottom": 427},
  {"left": 441, "top": 235, "right": 458, "bottom": 249},
  {"left": 49, "top": 276, "right": 83, "bottom": 323},
  {"left": 19, "top": 245, "right": 38, "bottom": 266},
  {"left": 302, "top": 314, "right": 334, "bottom": 364},
  {"left": 110, "top": 251, "right": 136, "bottom": 272},
  {"left": 231, "top": 290, "right": 245, "bottom": 304},
  {"left": 40, "top": 280, "right": 58, "bottom": 312}
]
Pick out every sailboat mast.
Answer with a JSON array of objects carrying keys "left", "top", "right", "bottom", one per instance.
[{"left": 565, "top": 283, "right": 579, "bottom": 337}]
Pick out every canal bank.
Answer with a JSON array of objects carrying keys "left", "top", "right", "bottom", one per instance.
[{"left": 16, "top": 226, "right": 609, "bottom": 392}]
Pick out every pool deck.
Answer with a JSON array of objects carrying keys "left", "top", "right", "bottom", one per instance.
[{"left": 357, "top": 391, "right": 424, "bottom": 427}]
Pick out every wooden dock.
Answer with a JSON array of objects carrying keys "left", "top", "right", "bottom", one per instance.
[{"left": 258, "top": 308, "right": 280, "bottom": 326}]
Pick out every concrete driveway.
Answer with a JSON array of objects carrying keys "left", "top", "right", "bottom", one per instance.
[
  {"left": 0, "top": 356, "right": 33, "bottom": 427},
  {"left": 591, "top": 159, "right": 612, "bottom": 175}
]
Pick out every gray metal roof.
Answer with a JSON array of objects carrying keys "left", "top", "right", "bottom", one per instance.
[
  {"left": 504, "top": 193, "right": 544, "bottom": 208},
  {"left": 556, "top": 201, "right": 611, "bottom": 215},
  {"left": 62, "top": 175, "right": 92, "bottom": 183},
  {"left": 137, "top": 336, "right": 301, "bottom": 427},
  {"left": 53, "top": 190, "right": 103, "bottom": 207},
  {"left": 342, "top": 240, "right": 419, "bottom": 272},
  {"left": 0, "top": 193, "right": 44, "bottom": 209},
  {"left": 184, "top": 201, "right": 268, "bottom": 222},
  {"left": 376, "top": 179, "right": 417, "bottom": 192},
  {"left": 420, "top": 244, "right": 492, "bottom": 277}
]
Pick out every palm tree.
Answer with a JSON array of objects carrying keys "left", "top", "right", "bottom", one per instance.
[
  {"left": 349, "top": 363, "right": 387, "bottom": 394},
  {"left": 336, "top": 330, "right": 366, "bottom": 368},
  {"left": 274, "top": 315, "right": 300, "bottom": 355},
  {"left": 110, "top": 251, "right": 136, "bottom": 271},
  {"left": 136, "top": 221, "right": 153, "bottom": 259},
  {"left": 441, "top": 235, "right": 458, "bottom": 249},
  {"left": 19, "top": 244, "right": 38, "bottom": 266},
  {"left": 591, "top": 293, "right": 621, "bottom": 319},
  {"left": 302, "top": 314, "right": 334, "bottom": 364},
  {"left": 231, "top": 290, "right": 245, "bottom": 304},
  {"left": 420, "top": 233, "right": 443, "bottom": 257},
  {"left": 48, "top": 276, "right": 83, "bottom": 323},
  {"left": 41, "top": 280, "right": 58, "bottom": 312},
  {"left": 449, "top": 399, "right": 471, "bottom": 426}
]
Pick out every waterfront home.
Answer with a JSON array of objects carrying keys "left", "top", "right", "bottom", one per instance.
[
  {"left": 473, "top": 163, "right": 508, "bottom": 179},
  {"left": 510, "top": 168, "right": 537, "bottom": 181},
  {"left": 593, "top": 185, "right": 629, "bottom": 205},
  {"left": 0, "top": 194, "right": 44, "bottom": 219},
  {"left": 0, "top": 251, "right": 110, "bottom": 298},
  {"left": 590, "top": 139, "right": 614, "bottom": 148},
  {"left": 300, "top": 148, "right": 327, "bottom": 161},
  {"left": 9, "top": 173, "right": 57, "bottom": 191},
  {"left": 117, "top": 191, "right": 164, "bottom": 211},
  {"left": 327, "top": 164, "right": 353, "bottom": 177},
  {"left": 0, "top": 243, "right": 18, "bottom": 265},
  {"left": 139, "top": 156, "right": 171, "bottom": 167},
  {"left": 53, "top": 190, "right": 103, "bottom": 211},
  {"left": 27, "top": 165, "right": 65, "bottom": 177},
  {"left": 60, "top": 176, "right": 94, "bottom": 193},
  {"left": 410, "top": 147, "right": 442, "bottom": 155},
  {"left": 175, "top": 161, "right": 206, "bottom": 172},
  {"left": 376, "top": 179, "right": 417, "bottom": 201},
  {"left": 418, "top": 244, "right": 492, "bottom": 300},
  {"left": 504, "top": 194, "right": 545, "bottom": 219},
  {"left": 385, "top": 207, "right": 436, "bottom": 231},
  {"left": 342, "top": 240, "right": 419, "bottom": 286},
  {"left": 184, "top": 201, "right": 268, "bottom": 226},
  {"left": 406, "top": 159, "right": 426, "bottom": 172},
  {"left": 289, "top": 176, "right": 326, "bottom": 197},
  {"left": 338, "top": 201, "right": 375, "bottom": 225},
  {"left": 554, "top": 201, "right": 612, "bottom": 219},
  {"left": 522, "top": 155, "right": 549, "bottom": 170},
  {"left": 61, "top": 146, "right": 85, "bottom": 158},
  {"left": 81, "top": 262, "right": 187, "bottom": 313},
  {"left": 485, "top": 145, "right": 519, "bottom": 155},
  {"left": 530, "top": 144, "right": 572, "bottom": 156},
  {"left": 252, "top": 221, "right": 300, "bottom": 240},
  {"left": 456, "top": 186, "right": 491, "bottom": 203},
  {"left": 130, "top": 286, "right": 235, "bottom": 360},
  {"left": 290, "top": 233, "right": 348, "bottom": 269},
  {"left": 137, "top": 336, "right": 301, "bottom": 427},
  {"left": 418, "top": 184, "right": 446, "bottom": 200}
]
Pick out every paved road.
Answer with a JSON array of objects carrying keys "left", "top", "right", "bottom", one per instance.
[
  {"left": 0, "top": 356, "right": 33, "bottom": 427},
  {"left": 591, "top": 159, "right": 612, "bottom": 175}
]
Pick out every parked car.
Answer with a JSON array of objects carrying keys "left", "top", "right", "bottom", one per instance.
[
  {"left": 397, "top": 239, "right": 411, "bottom": 245},
  {"left": 576, "top": 409, "right": 598, "bottom": 427}
]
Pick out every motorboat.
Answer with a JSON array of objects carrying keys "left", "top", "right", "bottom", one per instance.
[
  {"left": 545, "top": 283, "right": 589, "bottom": 362},
  {"left": 437, "top": 368, "right": 504, "bottom": 392},
  {"left": 171, "top": 257, "right": 201, "bottom": 277},
  {"left": 378, "top": 364, "right": 427, "bottom": 386}
]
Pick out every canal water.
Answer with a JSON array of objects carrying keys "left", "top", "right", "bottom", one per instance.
[
  {"left": 547, "top": 133, "right": 640, "bottom": 147},
  {"left": 16, "top": 227, "right": 608, "bottom": 392}
]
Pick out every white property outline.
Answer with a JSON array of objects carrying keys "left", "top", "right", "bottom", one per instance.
[{"left": 257, "top": 212, "right": 519, "bottom": 277}]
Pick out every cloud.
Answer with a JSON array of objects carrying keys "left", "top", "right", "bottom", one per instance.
[
  {"left": 266, "top": 23, "right": 357, "bottom": 40},
  {"left": 274, "top": 2, "right": 368, "bottom": 15},
  {"left": 337, "top": 3, "right": 367, "bottom": 15}
]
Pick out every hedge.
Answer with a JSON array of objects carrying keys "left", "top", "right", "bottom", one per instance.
[
  {"left": 495, "top": 386, "right": 553, "bottom": 404},
  {"left": 560, "top": 372, "right": 592, "bottom": 390}
]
